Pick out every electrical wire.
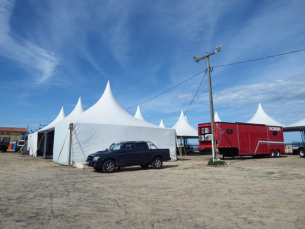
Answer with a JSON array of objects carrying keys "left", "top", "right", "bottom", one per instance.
[
  {"left": 184, "top": 70, "right": 207, "bottom": 117},
  {"left": 128, "top": 48, "right": 305, "bottom": 109},
  {"left": 214, "top": 48, "right": 305, "bottom": 68},
  {"left": 169, "top": 70, "right": 207, "bottom": 128},
  {"left": 127, "top": 69, "right": 206, "bottom": 110}
]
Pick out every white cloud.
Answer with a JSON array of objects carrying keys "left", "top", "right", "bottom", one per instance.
[
  {"left": 0, "top": 0, "right": 14, "bottom": 42},
  {"left": 0, "top": 0, "right": 59, "bottom": 84}
]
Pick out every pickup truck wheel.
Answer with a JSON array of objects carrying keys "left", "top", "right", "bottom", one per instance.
[
  {"left": 152, "top": 157, "right": 162, "bottom": 169},
  {"left": 300, "top": 149, "right": 305, "bottom": 158},
  {"left": 140, "top": 164, "right": 149, "bottom": 169},
  {"left": 103, "top": 160, "right": 116, "bottom": 173}
]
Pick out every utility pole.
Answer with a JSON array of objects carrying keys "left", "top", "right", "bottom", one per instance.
[{"left": 193, "top": 45, "right": 221, "bottom": 162}]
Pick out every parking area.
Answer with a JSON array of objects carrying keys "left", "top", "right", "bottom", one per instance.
[{"left": 0, "top": 151, "right": 304, "bottom": 229}]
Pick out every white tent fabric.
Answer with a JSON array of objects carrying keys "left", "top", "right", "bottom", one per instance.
[
  {"left": 172, "top": 111, "right": 198, "bottom": 137},
  {"left": 27, "top": 132, "right": 38, "bottom": 156},
  {"left": 27, "top": 106, "right": 66, "bottom": 156},
  {"left": 53, "top": 81, "right": 176, "bottom": 166},
  {"left": 40, "top": 107, "right": 66, "bottom": 131},
  {"left": 247, "top": 103, "right": 283, "bottom": 126},
  {"left": 214, "top": 111, "right": 222, "bottom": 122},
  {"left": 159, "top": 119, "right": 165, "bottom": 128},
  {"left": 134, "top": 105, "right": 146, "bottom": 121},
  {"left": 50, "top": 97, "right": 84, "bottom": 128},
  {"left": 289, "top": 118, "right": 305, "bottom": 127}
]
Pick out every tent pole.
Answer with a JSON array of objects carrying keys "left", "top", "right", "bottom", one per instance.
[
  {"left": 68, "top": 123, "right": 73, "bottom": 166},
  {"left": 43, "top": 131, "right": 47, "bottom": 159}
]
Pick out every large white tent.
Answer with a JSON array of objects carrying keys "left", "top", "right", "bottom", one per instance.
[
  {"left": 247, "top": 103, "right": 283, "bottom": 126},
  {"left": 172, "top": 111, "right": 198, "bottom": 137},
  {"left": 53, "top": 82, "right": 176, "bottom": 167}
]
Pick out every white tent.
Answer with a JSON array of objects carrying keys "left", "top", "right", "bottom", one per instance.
[
  {"left": 289, "top": 118, "right": 305, "bottom": 127},
  {"left": 40, "top": 107, "right": 66, "bottom": 132},
  {"left": 247, "top": 103, "right": 283, "bottom": 126},
  {"left": 53, "top": 82, "right": 176, "bottom": 166},
  {"left": 134, "top": 105, "right": 146, "bottom": 121},
  {"left": 172, "top": 111, "right": 198, "bottom": 137},
  {"left": 159, "top": 119, "right": 165, "bottom": 128},
  {"left": 214, "top": 111, "right": 222, "bottom": 122},
  {"left": 28, "top": 106, "right": 66, "bottom": 156}
]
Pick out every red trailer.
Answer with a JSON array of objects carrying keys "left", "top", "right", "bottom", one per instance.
[{"left": 198, "top": 122, "right": 285, "bottom": 158}]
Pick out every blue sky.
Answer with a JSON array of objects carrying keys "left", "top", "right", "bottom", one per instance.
[{"left": 1, "top": 0, "right": 304, "bottom": 143}]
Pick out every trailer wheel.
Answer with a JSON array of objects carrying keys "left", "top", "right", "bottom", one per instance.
[
  {"left": 299, "top": 149, "right": 305, "bottom": 158},
  {"left": 269, "top": 150, "right": 275, "bottom": 158},
  {"left": 276, "top": 150, "right": 281, "bottom": 158}
]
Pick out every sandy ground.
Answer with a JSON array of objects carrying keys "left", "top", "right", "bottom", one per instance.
[{"left": 0, "top": 151, "right": 305, "bottom": 229}]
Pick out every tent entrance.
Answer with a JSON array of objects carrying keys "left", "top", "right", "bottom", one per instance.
[{"left": 37, "top": 131, "right": 54, "bottom": 159}]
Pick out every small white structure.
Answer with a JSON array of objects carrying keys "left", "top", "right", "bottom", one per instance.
[
  {"left": 214, "top": 111, "right": 222, "bottom": 122},
  {"left": 134, "top": 105, "right": 146, "bottom": 121},
  {"left": 159, "top": 119, "right": 165, "bottom": 128},
  {"left": 247, "top": 103, "right": 283, "bottom": 126},
  {"left": 172, "top": 111, "right": 198, "bottom": 137}
]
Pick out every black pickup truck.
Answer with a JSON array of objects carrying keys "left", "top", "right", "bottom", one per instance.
[
  {"left": 86, "top": 141, "right": 171, "bottom": 173},
  {"left": 0, "top": 137, "right": 10, "bottom": 152}
]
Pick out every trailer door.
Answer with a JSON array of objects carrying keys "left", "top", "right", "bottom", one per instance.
[{"left": 239, "top": 132, "right": 250, "bottom": 155}]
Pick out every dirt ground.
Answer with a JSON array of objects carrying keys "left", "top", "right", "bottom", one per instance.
[{"left": 0, "top": 151, "right": 304, "bottom": 229}]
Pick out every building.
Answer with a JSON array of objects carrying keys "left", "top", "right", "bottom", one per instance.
[{"left": 0, "top": 127, "right": 28, "bottom": 143}]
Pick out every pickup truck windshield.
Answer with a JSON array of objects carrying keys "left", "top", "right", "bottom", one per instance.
[{"left": 109, "top": 143, "right": 123, "bottom": 151}]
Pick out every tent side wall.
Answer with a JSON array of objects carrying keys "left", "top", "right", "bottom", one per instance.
[
  {"left": 27, "top": 132, "right": 38, "bottom": 156},
  {"left": 53, "top": 123, "right": 176, "bottom": 166},
  {"left": 73, "top": 123, "right": 177, "bottom": 164},
  {"left": 53, "top": 124, "right": 70, "bottom": 165}
]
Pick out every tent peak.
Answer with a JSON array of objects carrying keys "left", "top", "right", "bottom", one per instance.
[
  {"left": 134, "top": 105, "right": 146, "bottom": 121},
  {"left": 247, "top": 103, "right": 283, "bottom": 126},
  {"left": 159, "top": 119, "right": 165, "bottom": 128}
]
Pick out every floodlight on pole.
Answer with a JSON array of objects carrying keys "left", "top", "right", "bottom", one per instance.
[{"left": 193, "top": 45, "right": 221, "bottom": 162}]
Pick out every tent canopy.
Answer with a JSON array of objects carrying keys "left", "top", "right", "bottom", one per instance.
[
  {"left": 247, "top": 103, "right": 283, "bottom": 126},
  {"left": 172, "top": 111, "right": 198, "bottom": 137},
  {"left": 284, "top": 117, "right": 305, "bottom": 132},
  {"left": 39, "top": 107, "right": 66, "bottom": 132},
  {"left": 73, "top": 82, "right": 156, "bottom": 127},
  {"left": 53, "top": 81, "right": 176, "bottom": 166},
  {"left": 159, "top": 119, "right": 165, "bottom": 128},
  {"left": 214, "top": 111, "right": 222, "bottom": 122},
  {"left": 134, "top": 105, "right": 146, "bottom": 121}
]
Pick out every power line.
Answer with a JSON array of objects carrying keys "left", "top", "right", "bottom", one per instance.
[
  {"left": 168, "top": 70, "right": 207, "bottom": 128},
  {"left": 184, "top": 70, "right": 207, "bottom": 117},
  {"left": 214, "top": 48, "right": 305, "bottom": 68},
  {"left": 127, "top": 69, "right": 206, "bottom": 110},
  {"left": 128, "top": 48, "right": 305, "bottom": 109}
]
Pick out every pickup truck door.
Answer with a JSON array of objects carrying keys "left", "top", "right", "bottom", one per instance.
[
  {"left": 135, "top": 143, "right": 151, "bottom": 164},
  {"left": 117, "top": 143, "right": 137, "bottom": 166}
]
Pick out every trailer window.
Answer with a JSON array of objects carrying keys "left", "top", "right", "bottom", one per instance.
[
  {"left": 273, "top": 131, "right": 277, "bottom": 136},
  {"left": 201, "top": 128, "right": 210, "bottom": 134},
  {"left": 227, "top": 129, "right": 233, "bottom": 134}
]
